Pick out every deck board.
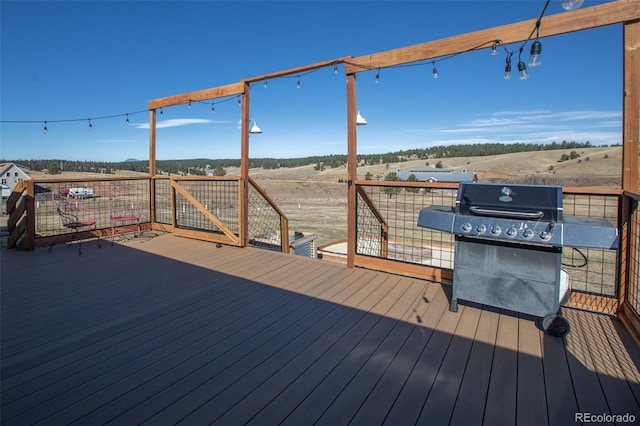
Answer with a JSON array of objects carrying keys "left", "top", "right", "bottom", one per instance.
[{"left": 2, "top": 234, "right": 640, "bottom": 425}]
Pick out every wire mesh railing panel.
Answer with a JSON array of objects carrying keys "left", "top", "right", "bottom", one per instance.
[
  {"left": 627, "top": 198, "right": 640, "bottom": 315},
  {"left": 34, "top": 178, "right": 150, "bottom": 239},
  {"left": 248, "top": 181, "right": 284, "bottom": 250},
  {"left": 356, "top": 184, "right": 455, "bottom": 269},
  {"left": 356, "top": 191, "right": 384, "bottom": 257},
  {"left": 561, "top": 192, "right": 619, "bottom": 312},
  {"left": 174, "top": 180, "right": 239, "bottom": 235},
  {"left": 154, "top": 178, "right": 171, "bottom": 225}
]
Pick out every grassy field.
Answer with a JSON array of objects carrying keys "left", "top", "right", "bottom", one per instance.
[{"left": 17, "top": 146, "right": 622, "bottom": 246}]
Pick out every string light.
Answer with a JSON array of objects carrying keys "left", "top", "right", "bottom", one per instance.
[
  {"left": 517, "top": 60, "right": 529, "bottom": 80},
  {"left": 504, "top": 55, "right": 512, "bottom": 80},
  {"left": 3, "top": 0, "right": 564, "bottom": 134},
  {"left": 529, "top": 40, "right": 542, "bottom": 67}
]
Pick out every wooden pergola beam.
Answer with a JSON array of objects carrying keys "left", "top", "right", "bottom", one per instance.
[
  {"left": 344, "top": 0, "right": 640, "bottom": 74},
  {"left": 243, "top": 56, "right": 353, "bottom": 84},
  {"left": 148, "top": 82, "right": 246, "bottom": 110}
]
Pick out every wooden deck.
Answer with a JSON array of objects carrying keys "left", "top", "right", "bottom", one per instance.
[{"left": 2, "top": 233, "right": 640, "bottom": 425}]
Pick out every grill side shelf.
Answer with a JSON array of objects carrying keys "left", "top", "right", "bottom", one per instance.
[
  {"left": 417, "top": 206, "right": 455, "bottom": 233},
  {"left": 563, "top": 216, "right": 619, "bottom": 250}
]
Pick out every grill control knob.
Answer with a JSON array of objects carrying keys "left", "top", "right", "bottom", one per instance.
[
  {"left": 522, "top": 228, "right": 534, "bottom": 238},
  {"left": 540, "top": 231, "right": 552, "bottom": 240},
  {"left": 461, "top": 223, "right": 472, "bottom": 232},
  {"left": 506, "top": 226, "right": 517, "bottom": 237},
  {"left": 476, "top": 224, "right": 487, "bottom": 234},
  {"left": 490, "top": 225, "right": 501, "bottom": 235}
]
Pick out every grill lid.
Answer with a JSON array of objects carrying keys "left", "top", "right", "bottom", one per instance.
[{"left": 456, "top": 183, "right": 563, "bottom": 222}]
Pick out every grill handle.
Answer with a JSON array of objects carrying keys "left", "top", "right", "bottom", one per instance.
[{"left": 469, "top": 206, "right": 544, "bottom": 220}]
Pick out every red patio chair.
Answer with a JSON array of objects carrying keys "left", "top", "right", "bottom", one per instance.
[
  {"left": 50, "top": 193, "right": 101, "bottom": 255},
  {"left": 108, "top": 194, "right": 142, "bottom": 244}
]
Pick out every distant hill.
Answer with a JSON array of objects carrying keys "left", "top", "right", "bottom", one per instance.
[{"left": 2, "top": 141, "right": 617, "bottom": 177}]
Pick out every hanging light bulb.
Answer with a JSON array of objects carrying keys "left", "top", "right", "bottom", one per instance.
[
  {"left": 296, "top": 78, "right": 301, "bottom": 89},
  {"left": 126, "top": 114, "right": 130, "bottom": 125},
  {"left": 211, "top": 104, "right": 216, "bottom": 114},
  {"left": 432, "top": 63, "right": 439, "bottom": 79},
  {"left": 561, "top": 0, "right": 583, "bottom": 10},
  {"left": 517, "top": 61, "right": 529, "bottom": 80},
  {"left": 528, "top": 40, "right": 542, "bottom": 68},
  {"left": 375, "top": 69, "right": 380, "bottom": 83},
  {"left": 43, "top": 121, "right": 48, "bottom": 135},
  {"left": 160, "top": 108, "right": 164, "bottom": 117},
  {"left": 491, "top": 42, "right": 498, "bottom": 56},
  {"left": 334, "top": 63, "right": 338, "bottom": 74},
  {"left": 238, "top": 96, "right": 241, "bottom": 107},
  {"left": 88, "top": 119, "right": 93, "bottom": 131},
  {"left": 188, "top": 100, "right": 192, "bottom": 108},
  {"left": 504, "top": 56, "right": 512, "bottom": 80},
  {"left": 263, "top": 79, "right": 268, "bottom": 88}
]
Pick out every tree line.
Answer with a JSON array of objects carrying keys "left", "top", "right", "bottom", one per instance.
[{"left": 3, "top": 140, "right": 611, "bottom": 175}]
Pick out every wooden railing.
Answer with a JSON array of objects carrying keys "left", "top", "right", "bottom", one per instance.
[
  {"left": 7, "top": 175, "right": 638, "bottom": 320},
  {"left": 354, "top": 181, "right": 625, "bottom": 315},
  {"left": 619, "top": 190, "right": 640, "bottom": 342},
  {"left": 6, "top": 175, "right": 289, "bottom": 253}
]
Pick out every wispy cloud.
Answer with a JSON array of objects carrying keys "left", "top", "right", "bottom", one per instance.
[
  {"left": 404, "top": 109, "right": 622, "bottom": 149},
  {"left": 133, "top": 118, "right": 231, "bottom": 129}
]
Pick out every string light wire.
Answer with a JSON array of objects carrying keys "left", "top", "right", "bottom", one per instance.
[{"left": 0, "top": 0, "right": 553, "bottom": 132}]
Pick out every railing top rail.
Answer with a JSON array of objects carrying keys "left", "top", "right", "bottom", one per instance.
[
  {"left": 167, "top": 175, "right": 241, "bottom": 181},
  {"left": 562, "top": 186, "right": 624, "bottom": 196},
  {"left": 355, "top": 180, "right": 459, "bottom": 189},
  {"left": 624, "top": 190, "right": 640, "bottom": 201},
  {"left": 32, "top": 176, "right": 151, "bottom": 184}
]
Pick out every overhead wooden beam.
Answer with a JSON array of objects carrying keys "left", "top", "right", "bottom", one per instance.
[
  {"left": 244, "top": 56, "right": 353, "bottom": 84},
  {"left": 345, "top": 0, "right": 640, "bottom": 73},
  {"left": 148, "top": 82, "right": 245, "bottom": 110}
]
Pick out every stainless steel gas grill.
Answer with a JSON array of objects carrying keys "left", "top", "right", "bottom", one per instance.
[{"left": 417, "top": 183, "right": 618, "bottom": 336}]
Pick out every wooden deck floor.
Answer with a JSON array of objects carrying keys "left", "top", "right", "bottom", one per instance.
[{"left": 2, "top": 233, "right": 640, "bottom": 425}]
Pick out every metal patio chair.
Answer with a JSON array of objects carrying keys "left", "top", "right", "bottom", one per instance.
[
  {"left": 50, "top": 193, "right": 101, "bottom": 255},
  {"left": 108, "top": 193, "right": 142, "bottom": 244}
]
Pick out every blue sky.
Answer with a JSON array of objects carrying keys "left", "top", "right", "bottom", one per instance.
[{"left": 0, "top": 0, "right": 622, "bottom": 162}]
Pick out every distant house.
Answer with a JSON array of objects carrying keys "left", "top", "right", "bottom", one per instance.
[
  {"left": 391, "top": 168, "right": 478, "bottom": 183},
  {"left": 0, "top": 163, "right": 31, "bottom": 196}
]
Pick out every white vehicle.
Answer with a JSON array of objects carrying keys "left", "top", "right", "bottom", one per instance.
[{"left": 68, "top": 187, "right": 94, "bottom": 198}]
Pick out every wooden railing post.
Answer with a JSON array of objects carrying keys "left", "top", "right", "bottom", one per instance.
[
  {"left": 240, "top": 82, "right": 250, "bottom": 248},
  {"left": 346, "top": 73, "right": 357, "bottom": 268}
]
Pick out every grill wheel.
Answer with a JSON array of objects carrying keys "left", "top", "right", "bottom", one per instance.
[{"left": 541, "top": 314, "right": 571, "bottom": 337}]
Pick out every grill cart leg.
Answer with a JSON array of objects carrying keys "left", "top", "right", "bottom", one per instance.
[
  {"left": 541, "top": 313, "right": 570, "bottom": 337},
  {"left": 450, "top": 298, "right": 458, "bottom": 313}
]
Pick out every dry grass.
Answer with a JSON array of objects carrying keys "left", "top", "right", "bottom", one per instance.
[{"left": 17, "top": 146, "right": 623, "bottom": 246}]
